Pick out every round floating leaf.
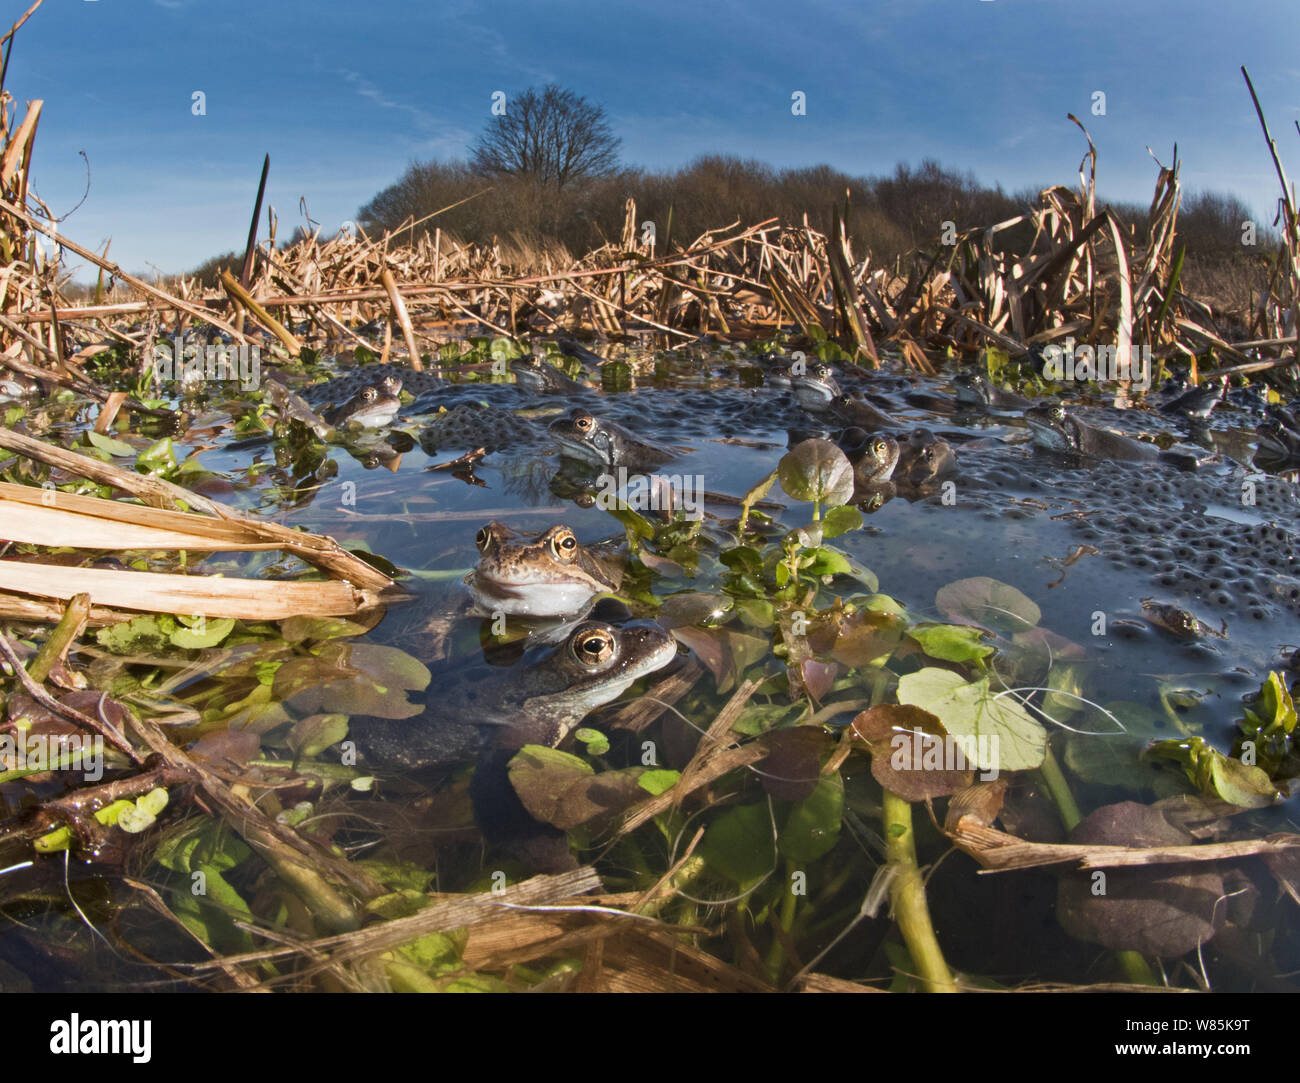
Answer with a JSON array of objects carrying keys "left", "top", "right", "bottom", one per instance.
[
  {"left": 907, "top": 623, "right": 994, "bottom": 663},
  {"left": 136, "top": 787, "right": 169, "bottom": 819},
  {"left": 935, "top": 576, "right": 1041, "bottom": 636},
  {"left": 897, "top": 667, "right": 1047, "bottom": 772},
  {"left": 573, "top": 728, "right": 610, "bottom": 756},
  {"left": 822, "top": 504, "right": 864, "bottom": 539},
  {"left": 170, "top": 617, "right": 236, "bottom": 650},
  {"left": 778, "top": 439, "right": 854, "bottom": 507}
]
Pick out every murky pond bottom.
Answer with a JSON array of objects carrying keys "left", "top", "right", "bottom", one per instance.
[{"left": 2, "top": 349, "right": 1298, "bottom": 991}]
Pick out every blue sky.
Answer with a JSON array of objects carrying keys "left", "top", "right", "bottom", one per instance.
[{"left": 8, "top": 0, "right": 1299, "bottom": 279}]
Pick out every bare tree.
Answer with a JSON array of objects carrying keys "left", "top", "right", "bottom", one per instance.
[{"left": 470, "top": 84, "right": 620, "bottom": 190}]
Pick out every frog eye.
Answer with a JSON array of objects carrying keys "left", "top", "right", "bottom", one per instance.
[
  {"left": 550, "top": 529, "right": 578, "bottom": 559},
  {"left": 572, "top": 627, "right": 615, "bottom": 665},
  {"left": 361, "top": 387, "right": 377, "bottom": 402},
  {"left": 474, "top": 527, "right": 493, "bottom": 552},
  {"left": 573, "top": 412, "right": 594, "bottom": 432},
  {"left": 872, "top": 438, "right": 888, "bottom": 456}
]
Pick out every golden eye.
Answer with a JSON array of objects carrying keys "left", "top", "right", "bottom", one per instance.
[
  {"left": 361, "top": 387, "right": 376, "bottom": 401},
  {"left": 475, "top": 527, "right": 492, "bottom": 551},
  {"left": 550, "top": 529, "right": 578, "bottom": 559},
  {"left": 572, "top": 628, "right": 614, "bottom": 664},
  {"left": 574, "top": 413, "right": 593, "bottom": 432}
]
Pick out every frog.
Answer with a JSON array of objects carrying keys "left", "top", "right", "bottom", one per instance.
[
  {"left": 952, "top": 371, "right": 1033, "bottom": 412},
  {"left": 466, "top": 521, "right": 624, "bottom": 618},
  {"left": 829, "top": 393, "right": 899, "bottom": 431},
  {"left": 320, "top": 378, "right": 402, "bottom": 429},
  {"left": 512, "top": 355, "right": 590, "bottom": 395},
  {"left": 352, "top": 618, "right": 678, "bottom": 771},
  {"left": 1024, "top": 402, "right": 1159, "bottom": 463},
  {"left": 895, "top": 428, "right": 958, "bottom": 487},
  {"left": 1159, "top": 376, "right": 1226, "bottom": 419},
  {"left": 791, "top": 363, "right": 842, "bottom": 412},
  {"left": 305, "top": 363, "right": 442, "bottom": 405},
  {"left": 547, "top": 408, "right": 683, "bottom": 470}
]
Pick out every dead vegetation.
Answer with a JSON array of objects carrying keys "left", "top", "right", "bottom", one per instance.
[{"left": 1, "top": 0, "right": 1298, "bottom": 993}]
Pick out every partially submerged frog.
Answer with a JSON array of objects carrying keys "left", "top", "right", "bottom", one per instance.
[
  {"left": 895, "top": 428, "right": 957, "bottom": 487},
  {"left": 512, "top": 356, "right": 589, "bottom": 395},
  {"left": 953, "top": 371, "right": 1033, "bottom": 412},
  {"left": 792, "top": 363, "right": 842, "bottom": 412},
  {"left": 1024, "top": 403, "right": 1158, "bottom": 463},
  {"left": 321, "top": 378, "right": 402, "bottom": 429},
  {"left": 843, "top": 430, "right": 900, "bottom": 506},
  {"left": 548, "top": 408, "right": 682, "bottom": 469},
  {"left": 307, "top": 363, "right": 442, "bottom": 404},
  {"left": 354, "top": 619, "right": 678, "bottom": 771},
  {"left": 466, "top": 521, "right": 624, "bottom": 618},
  {"left": 1160, "top": 376, "right": 1226, "bottom": 419},
  {"left": 844, "top": 430, "right": 900, "bottom": 485},
  {"left": 1140, "top": 598, "right": 1226, "bottom": 640},
  {"left": 1255, "top": 418, "right": 1300, "bottom": 461},
  {"left": 829, "top": 393, "right": 898, "bottom": 431}
]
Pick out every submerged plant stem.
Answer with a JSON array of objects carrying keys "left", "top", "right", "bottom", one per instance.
[
  {"left": 881, "top": 788, "right": 956, "bottom": 992},
  {"left": 1038, "top": 743, "right": 1081, "bottom": 831}
]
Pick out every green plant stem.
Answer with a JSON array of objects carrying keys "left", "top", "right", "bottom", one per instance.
[
  {"left": 27, "top": 592, "right": 91, "bottom": 684},
  {"left": 1117, "top": 950, "right": 1156, "bottom": 985},
  {"left": 764, "top": 860, "right": 801, "bottom": 982},
  {"left": 881, "top": 788, "right": 957, "bottom": 992},
  {"left": 1038, "top": 742, "right": 1081, "bottom": 831}
]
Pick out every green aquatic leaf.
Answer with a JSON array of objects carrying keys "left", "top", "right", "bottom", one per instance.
[
  {"left": 821, "top": 504, "right": 863, "bottom": 539},
  {"left": 701, "top": 803, "right": 774, "bottom": 886},
  {"left": 170, "top": 616, "right": 236, "bottom": 649},
  {"left": 84, "top": 430, "right": 135, "bottom": 457},
  {"left": 137, "top": 437, "right": 178, "bottom": 475},
  {"left": 96, "top": 614, "right": 175, "bottom": 654},
  {"left": 507, "top": 746, "right": 655, "bottom": 829},
  {"left": 778, "top": 774, "right": 844, "bottom": 863},
  {"left": 288, "top": 713, "right": 350, "bottom": 758},
  {"left": 935, "top": 576, "right": 1041, "bottom": 635},
  {"left": 637, "top": 769, "right": 680, "bottom": 796},
  {"left": 907, "top": 623, "right": 993, "bottom": 663},
  {"left": 280, "top": 615, "right": 369, "bottom": 643},
  {"left": 778, "top": 439, "right": 854, "bottom": 507},
  {"left": 896, "top": 667, "right": 1046, "bottom": 772},
  {"left": 1145, "top": 737, "right": 1279, "bottom": 808},
  {"left": 573, "top": 728, "right": 610, "bottom": 756},
  {"left": 1042, "top": 662, "right": 1089, "bottom": 718}
]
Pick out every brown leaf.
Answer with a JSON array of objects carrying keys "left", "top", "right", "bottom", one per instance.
[
  {"left": 759, "top": 727, "right": 829, "bottom": 802},
  {"left": 850, "top": 705, "right": 971, "bottom": 800},
  {"left": 944, "top": 778, "right": 1010, "bottom": 831}
]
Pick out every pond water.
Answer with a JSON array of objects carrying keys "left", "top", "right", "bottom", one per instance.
[{"left": 1, "top": 340, "right": 1297, "bottom": 991}]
